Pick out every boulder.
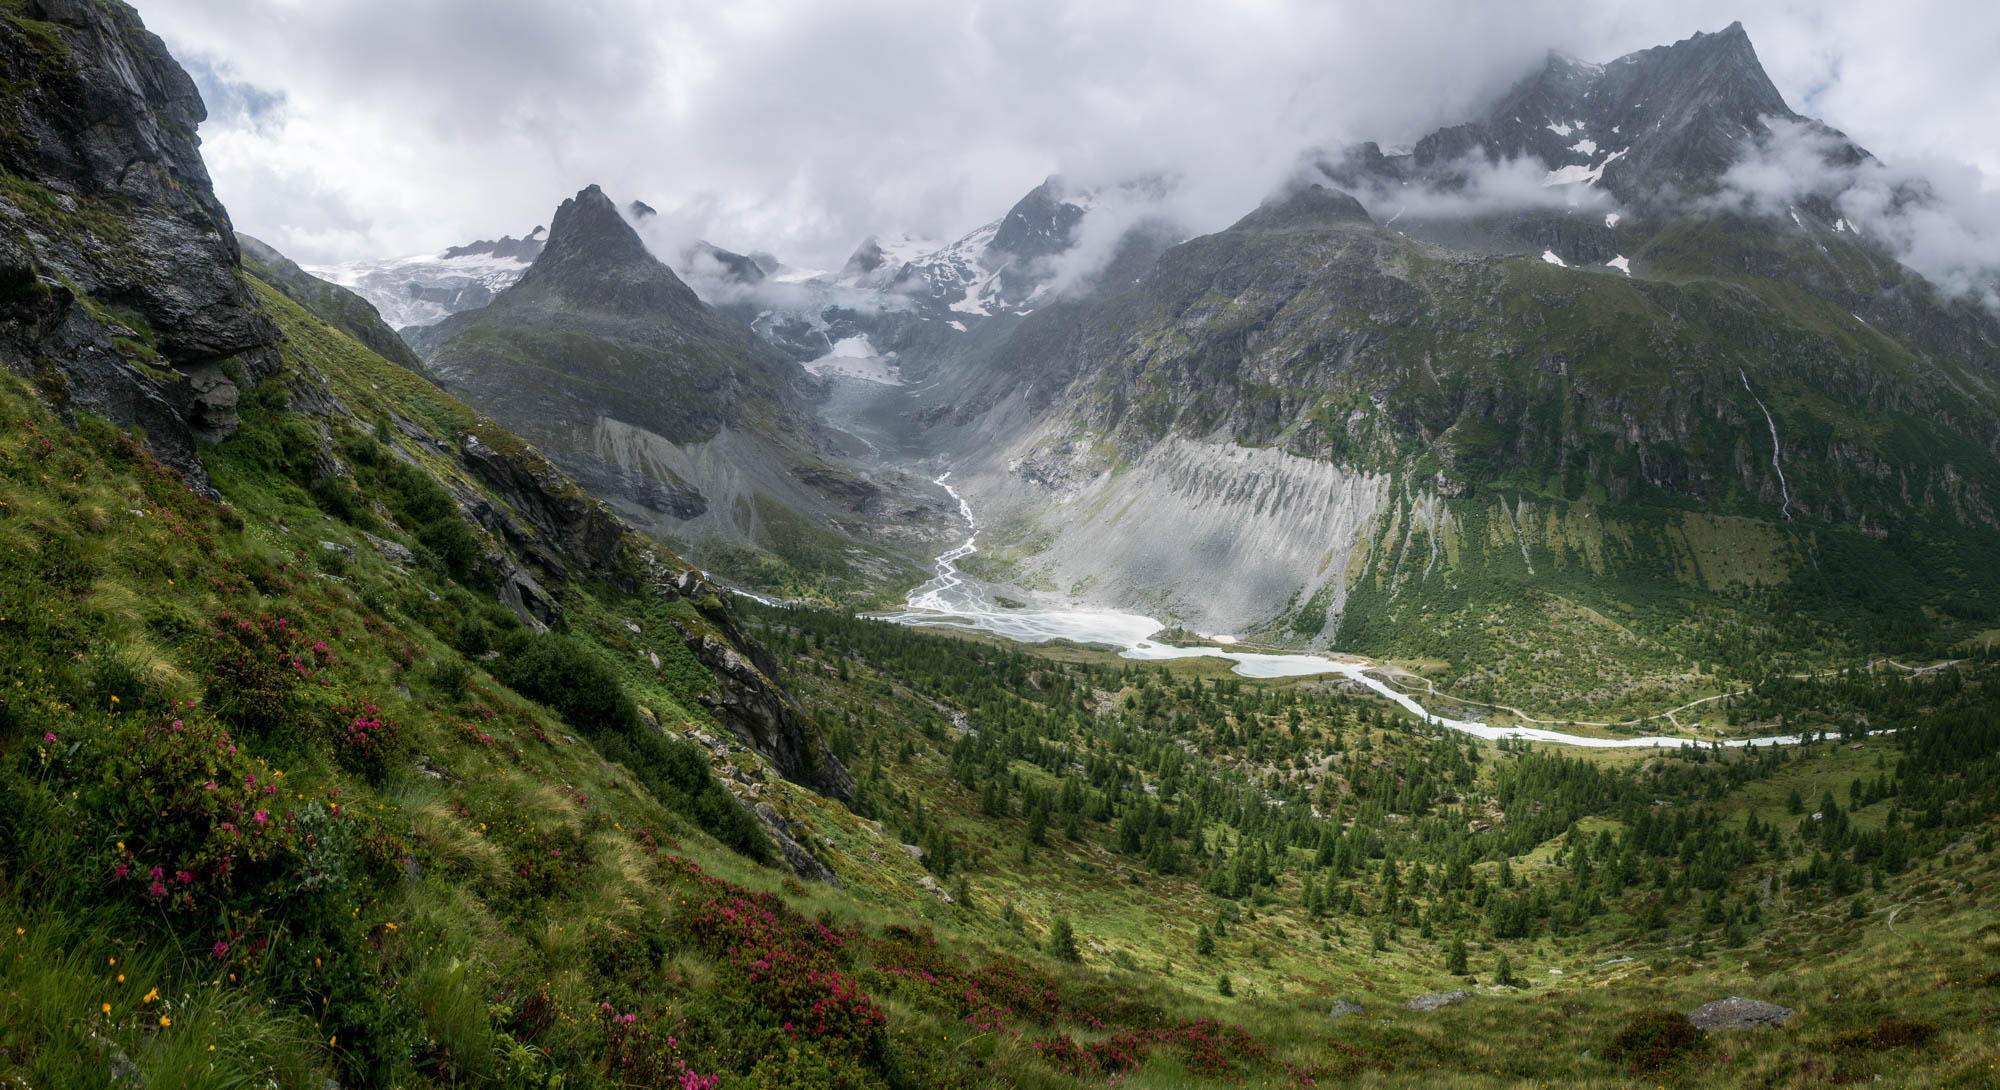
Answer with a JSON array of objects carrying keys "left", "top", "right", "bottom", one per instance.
[
  {"left": 1687, "top": 997, "right": 1792, "bottom": 1032},
  {"left": 1405, "top": 990, "right": 1471, "bottom": 1012},
  {"left": 1328, "top": 999, "right": 1366, "bottom": 1019},
  {"left": 363, "top": 532, "right": 415, "bottom": 568}
]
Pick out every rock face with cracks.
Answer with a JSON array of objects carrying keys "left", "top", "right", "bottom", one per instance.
[{"left": 0, "top": 0, "right": 280, "bottom": 494}]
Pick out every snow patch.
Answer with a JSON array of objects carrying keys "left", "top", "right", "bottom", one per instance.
[
  {"left": 873, "top": 236, "right": 943, "bottom": 268},
  {"left": 1543, "top": 164, "right": 1598, "bottom": 186},
  {"left": 1606, "top": 255, "right": 1631, "bottom": 276},
  {"left": 1542, "top": 147, "right": 1627, "bottom": 187},
  {"left": 1545, "top": 120, "right": 1575, "bottom": 137},
  {"left": 947, "top": 320, "right": 967, "bottom": 333},
  {"left": 306, "top": 251, "right": 535, "bottom": 329},
  {"left": 1570, "top": 138, "right": 1598, "bottom": 155},
  {"left": 804, "top": 335, "right": 902, "bottom": 385},
  {"left": 1542, "top": 250, "right": 1568, "bottom": 267},
  {"left": 1604, "top": 212, "right": 1622, "bottom": 228}
]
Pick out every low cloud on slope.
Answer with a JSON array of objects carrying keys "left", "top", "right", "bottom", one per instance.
[{"left": 1716, "top": 118, "right": 2000, "bottom": 307}]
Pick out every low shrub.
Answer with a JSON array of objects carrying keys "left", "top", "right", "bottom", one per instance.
[
  {"left": 1828, "top": 1018, "right": 1938, "bottom": 1053},
  {"left": 201, "top": 610, "right": 336, "bottom": 744},
  {"left": 1604, "top": 1009, "right": 1707, "bottom": 1073}
]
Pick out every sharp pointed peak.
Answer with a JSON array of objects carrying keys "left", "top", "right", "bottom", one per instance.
[{"left": 540, "top": 184, "right": 650, "bottom": 264}]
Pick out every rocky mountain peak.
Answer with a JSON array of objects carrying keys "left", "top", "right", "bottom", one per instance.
[
  {"left": 1232, "top": 183, "right": 1373, "bottom": 231},
  {"left": 536, "top": 185, "right": 656, "bottom": 271},
  {"left": 840, "top": 237, "right": 888, "bottom": 280},
  {"left": 511, "top": 184, "right": 705, "bottom": 314},
  {"left": 679, "top": 240, "right": 767, "bottom": 287},
  {"left": 1577, "top": 21, "right": 1800, "bottom": 194},
  {"left": 1327, "top": 21, "right": 1820, "bottom": 212},
  {"left": 986, "top": 176, "right": 1087, "bottom": 265}
]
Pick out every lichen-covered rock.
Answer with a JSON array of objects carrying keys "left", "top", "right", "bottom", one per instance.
[
  {"left": 363, "top": 532, "right": 416, "bottom": 568},
  {"left": 460, "top": 431, "right": 628, "bottom": 580}
]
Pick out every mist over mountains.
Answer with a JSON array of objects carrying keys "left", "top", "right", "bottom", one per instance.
[{"left": 148, "top": 1, "right": 2000, "bottom": 281}]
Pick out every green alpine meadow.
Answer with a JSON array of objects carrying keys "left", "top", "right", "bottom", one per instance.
[{"left": 0, "top": 1, "right": 1996, "bottom": 1087}]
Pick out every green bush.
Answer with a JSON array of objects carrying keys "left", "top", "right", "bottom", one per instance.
[
  {"left": 423, "top": 656, "right": 471, "bottom": 701},
  {"left": 201, "top": 610, "right": 337, "bottom": 746},
  {"left": 308, "top": 476, "right": 372, "bottom": 528},
  {"left": 453, "top": 616, "right": 492, "bottom": 656},
  {"left": 381, "top": 460, "right": 455, "bottom": 526},
  {"left": 416, "top": 517, "right": 481, "bottom": 583}
]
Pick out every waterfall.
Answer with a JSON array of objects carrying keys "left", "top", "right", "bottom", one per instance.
[{"left": 1739, "top": 369, "right": 1793, "bottom": 521}]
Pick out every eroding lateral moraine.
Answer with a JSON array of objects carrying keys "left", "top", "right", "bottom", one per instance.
[{"left": 962, "top": 434, "right": 1393, "bottom": 640}]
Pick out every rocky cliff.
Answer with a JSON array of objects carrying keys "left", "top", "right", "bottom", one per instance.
[{"left": 0, "top": 0, "right": 279, "bottom": 493}]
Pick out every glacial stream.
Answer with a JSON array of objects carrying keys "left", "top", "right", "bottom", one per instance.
[{"left": 874, "top": 475, "right": 1818, "bottom": 750}]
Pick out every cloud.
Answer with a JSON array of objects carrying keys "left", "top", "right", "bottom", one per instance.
[
  {"left": 1715, "top": 118, "right": 2000, "bottom": 308},
  {"left": 137, "top": 0, "right": 2000, "bottom": 276},
  {"left": 1339, "top": 154, "right": 1621, "bottom": 222},
  {"left": 180, "top": 57, "right": 286, "bottom": 132}
]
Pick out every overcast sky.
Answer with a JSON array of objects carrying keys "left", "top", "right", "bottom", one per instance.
[{"left": 141, "top": 0, "right": 2000, "bottom": 269}]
